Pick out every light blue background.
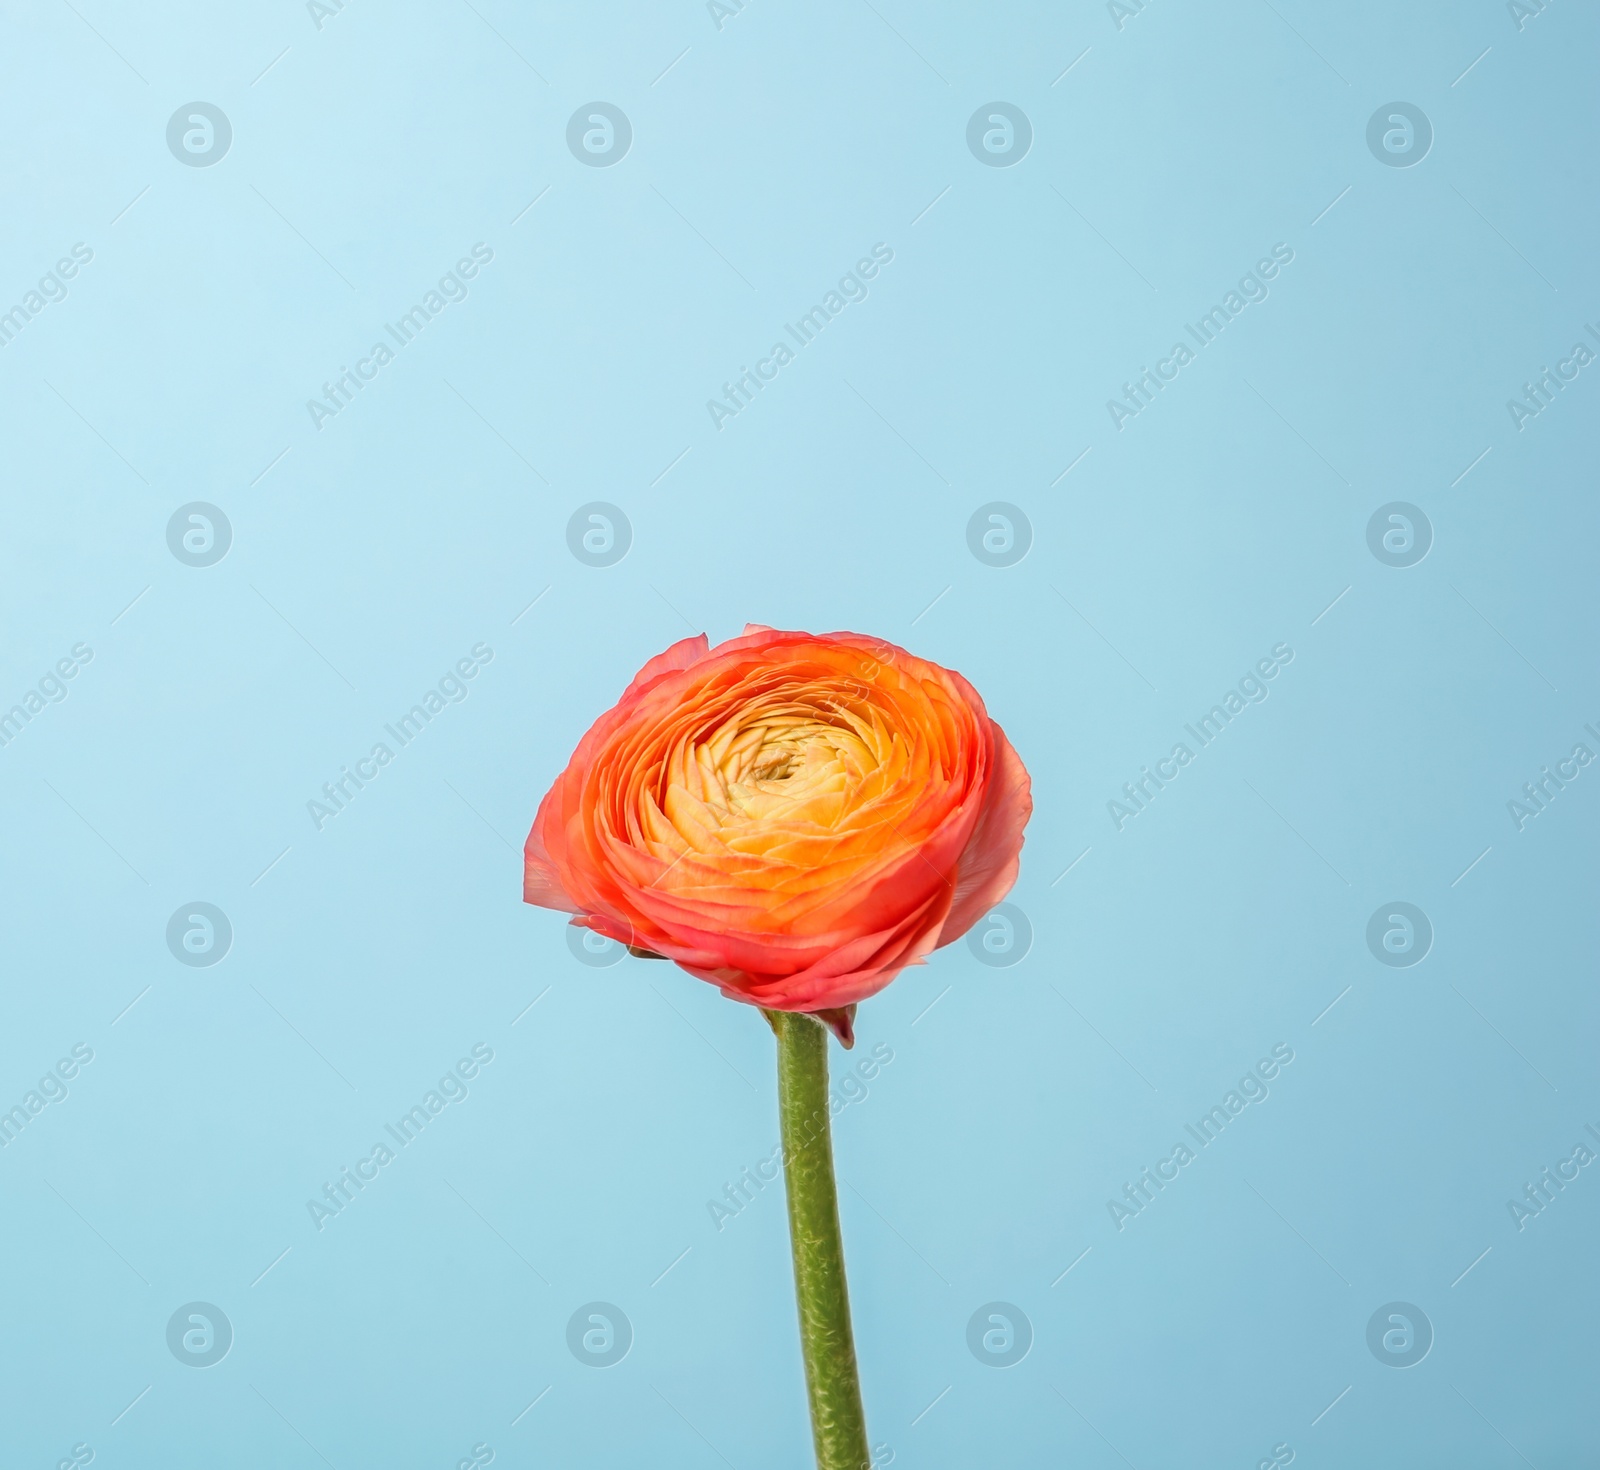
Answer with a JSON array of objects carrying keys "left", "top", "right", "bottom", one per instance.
[{"left": 1, "top": 0, "right": 1596, "bottom": 1465}]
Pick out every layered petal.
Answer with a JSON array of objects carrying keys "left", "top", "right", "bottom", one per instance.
[
  {"left": 940, "top": 720, "right": 1033, "bottom": 943},
  {"left": 524, "top": 629, "right": 1031, "bottom": 1023}
]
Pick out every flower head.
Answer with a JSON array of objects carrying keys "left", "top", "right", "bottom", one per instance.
[{"left": 525, "top": 626, "right": 1031, "bottom": 1035}]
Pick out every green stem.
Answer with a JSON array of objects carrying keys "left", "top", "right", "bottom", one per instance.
[{"left": 768, "top": 1009, "right": 871, "bottom": 1470}]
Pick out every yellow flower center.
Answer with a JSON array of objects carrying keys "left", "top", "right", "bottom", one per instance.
[{"left": 646, "top": 699, "right": 905, "bottom": 870}]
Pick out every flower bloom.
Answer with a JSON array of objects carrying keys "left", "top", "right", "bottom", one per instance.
[{"left": 524, "top": 626, "right": 1031, "bottom": 1029}]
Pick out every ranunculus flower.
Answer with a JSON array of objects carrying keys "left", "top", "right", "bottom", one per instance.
[{"left": 524, "top": 626, "right": 1031, "bottom": 1033}]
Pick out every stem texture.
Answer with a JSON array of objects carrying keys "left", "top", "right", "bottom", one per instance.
[{"left": 769, "top": 1009, "right": 871, "bottom": 1470}]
